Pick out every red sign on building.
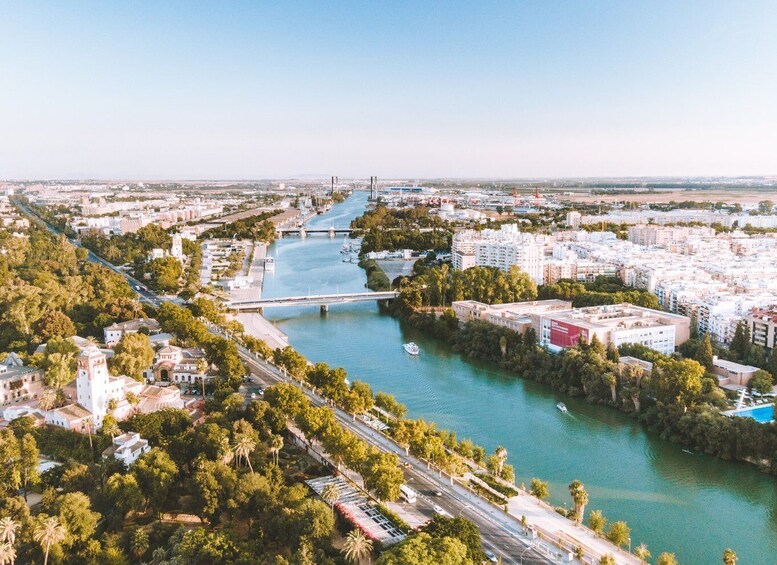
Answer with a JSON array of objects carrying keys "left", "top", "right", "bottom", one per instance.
[{"left": 549, "top": 319, "right": 587, "bottom": 348}]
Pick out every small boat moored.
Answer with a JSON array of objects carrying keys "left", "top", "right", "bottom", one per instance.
[
  {"left": 403, "top": 342, "right": 420, "bottom": 356},
  {"left": 556, "top": 402, "right": 568, "bottom": 413}
]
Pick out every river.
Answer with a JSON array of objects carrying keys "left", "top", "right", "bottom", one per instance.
[{"left": 260, "top": 192, "right": 775, "bottom": 564}]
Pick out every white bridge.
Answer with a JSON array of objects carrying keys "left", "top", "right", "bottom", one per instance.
[{"left": 227, "top": 291, "right": 399, "bottom": 312}]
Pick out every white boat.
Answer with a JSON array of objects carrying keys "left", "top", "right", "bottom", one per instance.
[
  {"left": 264, "top": 257, "right": 275, "bottom": 271},
  {"left": 556, "top": 402, "right": 568, "bottom": 413},
  {"left": 403, "top": 342, "right": 420, "bottom": 355}
]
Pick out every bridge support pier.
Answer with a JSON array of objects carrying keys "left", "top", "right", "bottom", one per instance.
[
  {"left": 299, "top": 228, "right": 306, "bottom": 239},
  {"left": 320, "top": 304, "right": 329, "bottom": 314},
  {"left": 328, "top": 226, "right": 335, "bottom": 238}
]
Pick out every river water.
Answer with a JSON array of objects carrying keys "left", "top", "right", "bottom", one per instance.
[{"left": 261, "top": 192, "right": 774, "bottom": 564}]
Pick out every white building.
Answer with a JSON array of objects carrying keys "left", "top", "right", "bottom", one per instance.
[
  {"left": 104, "top": 317, "right": 161, "bottom": 346},
  {"left": 102, "top": 432, "right": 150, "bottom": 466}
]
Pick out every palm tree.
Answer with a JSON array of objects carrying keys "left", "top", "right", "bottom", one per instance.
[
  {"left": 233, "top": 434, "right": 256, "bottom": 472},
  {"left": 38, "top": 388, "right": 58, "bottom": 411},
  {"left": 0, "top": 518, "right": 18, "bottom": 546},
  {"left": 33, "top": 516, "right": 66, "bottom": 565},
  {"left": 568, "top": 480, "right": 589, "bottom": 524},
  {"left": 0, "top": 542, "right": 16, "bottom": 565},
  {"left": 495, "top": 446, "right": 507, "bottom": 476},
  {"left": 634, "top": 543, "right": 652, "bottom": 563},
  {"left": 270, "top": 434, "right": 284, "bottom": 466},
  {"left": 129, "top": 528, "right": 149, "bottom": 560},
  {"left": 321, "top": 483, "right": 341, "bottom": 518},
  {"left": 341, "top": 528, "right": 373, "bottom": 564}
]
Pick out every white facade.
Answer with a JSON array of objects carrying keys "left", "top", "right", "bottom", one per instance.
[
  {"left": 104, "top": 432, "right": 150, "bottom": 466},
  {"left": 76, "top": 346, "right": 124, "bottom": 427}
]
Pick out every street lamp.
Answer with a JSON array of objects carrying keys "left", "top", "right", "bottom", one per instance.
[
  {"left": 520, "top": 543, "right": 535, "bottom": 565},
  {"left": 628, "top": 537, "right": 632, "bottom": 553}
]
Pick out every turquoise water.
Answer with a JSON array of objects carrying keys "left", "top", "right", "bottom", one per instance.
[
  {"left": 261, "top": 193, "right": 776, "bottom": 564},
  {"left": 732, "top": 405, "right": 775, "bottom": 424}
]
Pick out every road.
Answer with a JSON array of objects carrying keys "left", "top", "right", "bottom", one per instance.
[{"left": 20, "top": 201, "right": 555, "bottom": 564}]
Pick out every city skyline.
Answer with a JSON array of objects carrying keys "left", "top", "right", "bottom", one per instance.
[{"left": 2, "top": 1, "right": 777, "bottom": 179}]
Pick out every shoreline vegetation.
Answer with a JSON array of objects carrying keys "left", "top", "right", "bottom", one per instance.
[{"left": 364, "top": 258, "right": 777, "bottom": 476}]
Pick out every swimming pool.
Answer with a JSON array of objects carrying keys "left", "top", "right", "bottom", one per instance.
[{"left": 729, "top": 404, "right": 775, "bottom": 423}]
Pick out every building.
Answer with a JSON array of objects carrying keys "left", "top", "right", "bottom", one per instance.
[
  {"left": 710, "top": 356, "right": 760, "bottom": 388},
  {"left": 565, "top": 211, "right": 582, "bottom": 228},
  {"left": 0, "top": 355, "right": 44, "bottom": 407},
  {"left": 540, "top": 303, "right": 689, "bottom": 355},
  {"left": 452, "top": 225, "right": 546, "bottom": 285},
  {"left": 452, "top": 300, "right": 572, "bottom": 335},
  {"left": 627, "top": 225, "right": 715, "bottom": 247},
  {"left": 151, "top": 346, "right": 212, "bottom": 386},
  {"left": 171, "top": 233, "right": 184, "bottom": 261},
  {"left": 45, "top": 346, "right": 184, "bottom": 431},
  {"left": 104, "top": 317, "right": 161, "bottom": 346},
  {"left": 102, "top": 432, "right": 150, "bottom": 466},
  {"left": 747, "top": 308, "right": 777, "bottom": 349}
]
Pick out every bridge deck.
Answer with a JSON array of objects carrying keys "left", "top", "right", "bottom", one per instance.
[{"left": 228, "top": 291, "right": 399, "bottom": 309}]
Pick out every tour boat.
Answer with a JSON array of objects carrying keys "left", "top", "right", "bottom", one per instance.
[
  {"left": 556, "top": 402, "right": 568, "bottom": 413},
  {"left": 403, "top": 342, "right": 420, "bottom": 356}
]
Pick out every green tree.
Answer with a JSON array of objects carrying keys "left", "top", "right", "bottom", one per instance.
[
  {"left": 568, "top": 480, "right": 589, "bottom": 524},
  {"left": 42, "top": 351, "right": 77, "bottom": 388},
  {"left": 321, "top": 483, "right": 341, "bottom": 518},
  {"left": 652, "top": 358, "right": 704, "bottom": 410},
  {"left": 657, "top": 553, "right": 679, "bottom": 565},
  {"left": 767, "top": 346, "right": 777, "bottom": 380},
  {"left": 722, "top": 548, "right": 737, "bottom": 565},
  {"left": 233, "top": 434, "right": 256, "bottom": 472},
  {"left": 695, "top": 334, "right": 714, "bottom": 371},
  {"left": 109, "top": 332, "right": 154, "bottom": 380},
  {"left": 587, "top": 510, "right": 607, "bottom": 536},
  {"left": 730, "top": 322, "right": 752, "bottom": 362},
  {"left": 132, "top": 449, "right": 178, "bottom": 516},
  {"left": 599, "top": 556, "right": 616, "bottom": 565},
  {"left": 342, "top": 528, "right": 373, "bottom": 564},
  {"left": 374, "top": 392, "right": 408, "bottom": 419},
  {"left": 147, "top": 256, "right": 182, "bottom": 293},
  {"left": 634, "top": 543, "right": 651, "bottom": 563},
  {"left": 748, "top": 369, "right": 773, "bottom": 395},
  {"left": 530, "top": 478, "right": 549, "bottom": 500},
  {"left": 105, "top": 474, "right": 144, "bottom": 520},
  {"left": 55, "top": 491, "right": 100, "bottom": 546},
  {"left": 606, "top": 521, "right": 630, "bottom": 548},
  {"left": 376, "top": 532, "right": 468, "bottom": 565},
  {"left": 422, "top": 515, "right": 485, "bottom": 562},
  {"left": 19, "top": 433, "right": 39, "bottom": 501},
  {"left": 34, "top": 310, "right": 76, "bottom": 342},
  {"left": 129, "top": 528, "right": 149, "bottom": 560}
]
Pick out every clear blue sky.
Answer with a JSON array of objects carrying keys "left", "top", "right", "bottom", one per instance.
[{"left": 1, "top": 1, "right": 776, "bottom": 179}]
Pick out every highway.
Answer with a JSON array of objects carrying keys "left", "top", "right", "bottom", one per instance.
[{"left": 18, "top": 201, "right": 555, "bottom": 564}]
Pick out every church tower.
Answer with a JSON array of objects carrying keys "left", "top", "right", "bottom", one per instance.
[{"left": 76, "top": 346, "right": 111, "bottom": 425}]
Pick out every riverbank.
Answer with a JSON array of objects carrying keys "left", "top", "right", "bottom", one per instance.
[{"left": 260, "top": 192, "right": 777, "bottom": 564}]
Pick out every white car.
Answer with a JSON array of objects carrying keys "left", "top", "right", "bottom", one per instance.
[
  {"left": 484, "top": 549, "right": 498, "bottom": 563},
  {"left": 433, "top": 504, "right": 449, "bottom": 516}
]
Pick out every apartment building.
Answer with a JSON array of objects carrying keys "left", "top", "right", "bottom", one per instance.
[
  {"left": 747, "top": 309, "right": 777, "bottom": 349},
  {"left": 452, "top": 299, "right": 572, "bottom": 335}
]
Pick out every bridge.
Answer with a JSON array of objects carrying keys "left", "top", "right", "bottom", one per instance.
[
  {"left": 276, "top": 226, "right": 353, "bottom": 238},
  {"left": 227, "top": 291, "right": 399, "bottom": 312}
]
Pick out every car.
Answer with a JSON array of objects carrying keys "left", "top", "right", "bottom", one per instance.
[
  {"left": 484, "top": 549, "right": 498, "bottom": 563},
  {"left": 433, "top": 490, "right": 443, "bottom": 497},
  {"left": 432, "top": 505, "right": 447, "bottom": 516}
]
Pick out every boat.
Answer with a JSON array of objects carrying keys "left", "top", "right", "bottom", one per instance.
[
  {"left": 403, "top": 342, "right": 420, "bottom": 355},
  {"left": 556, "top": 402, "right": 568, "bottom": 413},
  {"left": 682, "top": 449, "right": 694, "bottom": 455}
]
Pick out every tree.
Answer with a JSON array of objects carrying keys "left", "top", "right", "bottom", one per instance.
[
  {"left": 599, "top": 556, "right": 616, "bottom": 565},
  {"left": 147, "top": 256, "right": 182, "bottom": 293},
  {"left": 606, "top": 521, "right": 630, "bottom": 548},
  {"left": 530, "top": 478, "right": 549, "bottom": 500},
  {"left": 0, "top": 518, "right": 18, "bottom": 546},
  {"left": 656, "top": 553, "right": 679, "bottom": 565},
  {"left": 270, "top": 434, "right": 284, "bottom": 466},
  {"left": 587, "top": 510, "right": 607, "bottom": 536},
  {"left": 376, "top": 533, "right": 468, "bottom": 565},
  {"left": 374, "top": 392, "right": 407, "bottom": 419},
  {"left": 321, "top": 483, "right": 341, "bottom": 518},
  {"left": 38, "top": 388, "right": 58, "bottom": 411},
  {"left": 0, "top": 541, "right": 15, "bottom": 565},
  {"left": 362, "top": 451, "right": 404, "bottom": 501},
  {"left": 634, "top": 543, "right": 651, "bottom": 563},
  {"left": 109, "top": 332, "right": 154, "bottom": 381},
  {"left": 494, "top": 446, "right": 508, "bottom": 476},
  {"left": 34, "top": 310, "right": 76, "bottom": 341},
  {"left": 101, "top": 414, "right": 120, "bottom": 439},
  {"left": 132, "top": 449, "right": 178, "bottom": 515},
  {"left": 105, "top": 473, "right": 144, "bottom": 520},
  {"left": 748, "top": 369, "right": 773, "bottom": 395},
  {"left": 695, "top": 334, "right": 714, "bottom": 371},
  {"left": 18, "top": 433, "right": 39, "bottom": 501},
  {"left": 767, "top": 346, "right": 777, "bottom": 380},
  {"left": 422, "top": 515, "right": 485, "bottom": 562},
  {"left": 233, "top": 434, "right": 256, "bottom": 473},
  {"left": 33, "top": 516, "right": 66, "bottom": 565},
  {"left": 42, "top": 351, "right": 77, "bottom": 388},
  {"left": 568, "top": 480, "right": 589, "bottom": 524},
  {"left": 722, "top": 548, "right": 737, "bottom": 565},
  {"left": 55, "top": 491, "right": 100, "bottom": 546},
  {"left": 342, "top": 529, "right": 373, "bottom": 564},
  {"left": 652, "top": 358, "right": 704, "bottom": 410},
  {"left": 130, "top": 528, "right": 149, "bottom": 560},
  {"left": 730, "top": 322, "right": 752, "bottom": 362}
]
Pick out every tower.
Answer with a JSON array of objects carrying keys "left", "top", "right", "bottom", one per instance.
[
  {"left": 171, "top": 233, "right": 184, "bottom": 261},
  {"left": 76, "top": 346, "right": 111, "bottom": 425}
]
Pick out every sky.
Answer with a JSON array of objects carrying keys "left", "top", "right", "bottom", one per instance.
[{"left": 1, "top": 1, "right": 777, "bottom": 179}]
